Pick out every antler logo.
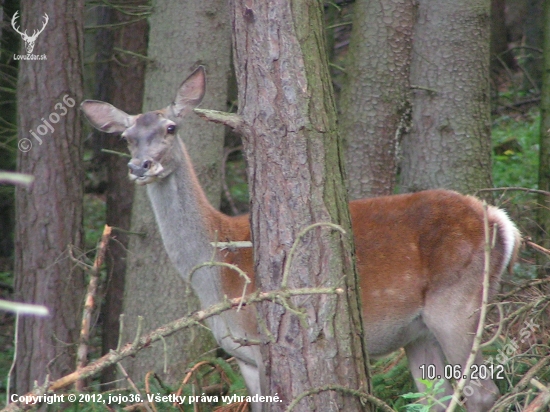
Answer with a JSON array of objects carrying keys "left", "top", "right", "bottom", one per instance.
[{"left": 11, "top": 11, "right": 49, "bottom": 54}]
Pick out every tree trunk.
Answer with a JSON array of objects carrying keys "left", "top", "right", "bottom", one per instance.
[
  {"left": 231, "top": 0, "right": 371, "bottom": 410},
  {"left": 490, "top": 0, "right": 512, "bottom": 75},
  {"left": 340, "top": 0, "right": 414, "bottom": 199},
  {"left": 119, "top": 0, "right": 230, "bottom": 383},
  {"left": 400, "top": 0, "right": 493, "bottom": 195},
  {"left": 0, "top": 0, "right": 19, "bottom": 261},
  {"left": 537, "top": 0, "right": 550, "bottom": 278},
  {"left": 523, "top": 0, "right": 544, "bottom": 90},
  {"left": 91, "top": 3, "right": 147, "bottom": 386},
  {"left": 14, "top": 0, "right": 85, "bottom": 393}
]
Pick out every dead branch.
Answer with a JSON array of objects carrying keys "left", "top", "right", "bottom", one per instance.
[
  {"left": 1, "top": 287, "right": 343, "bottom": 412},
  {"left": 194, "top": 108, "right": 244, "bottom": 131},
  {"left": 76, "top": 225, "right": 112, "bottom": 391},
  {"left": 475, "top": 187, "right": 550, "bottom": 197},
  {"left": 524, "top": 380, "right": 550, "bottom": 412}
]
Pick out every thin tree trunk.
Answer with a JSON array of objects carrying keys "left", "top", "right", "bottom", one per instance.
[
  {"left": 231, "top": 0, "right": 371, "bottom": 410},
  {"left": 119, "top": 0, "right": 230, "bottom": 383},
  {"left": 400, "top": 0, "right": 493, "bottom": 195},
  {"left": 340, "top": 0, "right": 414, "bottom": 199},
  {"left": 14, "top": 0, "right": 85, "bottom": 393},
  {"left": 92, "top": 3, "right": 147, "bottom": 386},
  {"left": 537, "top": 0, "right": 550, "bottom": 278}
]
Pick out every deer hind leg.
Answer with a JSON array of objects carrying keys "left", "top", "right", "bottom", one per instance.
[
  {"left": 423, "top": 293, "right": 499, "bottom": 412},
  {"left": 235, "top": 359, "right": 262, "bottom": 412},
  {"left": 405, "top": 335, "right": 453, "bottom": 412}
]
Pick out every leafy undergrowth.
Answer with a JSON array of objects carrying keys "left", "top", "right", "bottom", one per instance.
[{"left": 492, "top": 108, "right": 540, "bottom": 190}]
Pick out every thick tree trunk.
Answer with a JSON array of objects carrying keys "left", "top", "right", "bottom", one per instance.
[
  {"left": 340, "top": 0, "right": 414, "bottom": 199},
  {"left": 92, "top": 4, "right": 147, "bottom": 386},
  {"left": 231, "top": 1, "right": 370, "bottom": 410},
  {"left": 399, "top": 0, "right": 493, "bottom": 194},
  {"left": 14, "top": 0, "right": 85, "bottom": 393},
  {"left": 119, "top": 0, "right": 230, "bottom": 383}
]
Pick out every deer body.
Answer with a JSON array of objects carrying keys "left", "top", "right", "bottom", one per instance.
[{"left": 82, "top": 67, "right": 520, "bottom": 412}]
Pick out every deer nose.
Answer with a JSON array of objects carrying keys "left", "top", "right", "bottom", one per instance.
[{"left": 128, "top": 160, "right": 152, "bottom": 178}]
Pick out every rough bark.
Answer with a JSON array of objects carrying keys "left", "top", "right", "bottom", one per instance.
[
  {"left": 91, "top": 3, "right": 147, "bottom": 386},
  {"left": 537, "top": 0, "right": 550, "bottom": 278},
  {"left": 119, "top": 0, "right": 230, "bottom": 383},
  {"left": 14, "top": 0, "right": 85, "bottom": 393},
  {"left": 340, "top": 0, "right": 414, "bottom": 199},
  {"left": 231, "top": 0, "right": 370, "bottom": 410},
  {"left": 400, "top": 0, "right": 493, "bottom": 195}
]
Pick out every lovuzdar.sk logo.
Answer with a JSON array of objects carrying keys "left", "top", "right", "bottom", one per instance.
[{"left": 11, "top": 10, "right": 48, "bottom": 61}]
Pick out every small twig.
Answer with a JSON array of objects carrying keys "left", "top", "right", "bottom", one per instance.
[
  {"left": 159, "top": 335, "right": 168, "bottom": 374},
  {"left": 67, "top": 244, "right": 93, "bottom": 271},
  {"left": 475, "top": 187, "right": 550, "bottom": 197},
  {"left": 6, "top": 314, "right": 19, "bottom": 405},
  {"left": 525, "top": 379, "right": 550, "bottom": 412},
  {"left": 76, "top": 225, "right": 112, "bottom": 391},
  {"left": 281, "top": 222, "right": 346, "bottom": 289},
  {"left": 131, "top": 316, "right": 144, "bottom": 349},
  {"left": 116, "top": 314, "right": 125, "bottom": 351},
  {"left": 210, "top": 241, "right": 252, "bottom": 249},
  {"left": 190, "top": 261, "right": 251, "bottom": 312},
  {"left": 525, "top": 239, "right": 550, "bottom": 257},
  {"left": 410, "top": 85, "right": 438, "bottom": 93},
  {"left": 101, "top": 148, "right": 131, "bottom": 158},
  {"left": 194, "top": 108, "right": 244, "bottom": 131},
  {"left": 498, "top": 277, "right": 550, "bottom": 300},
  {"left": 117, "top": 363, "right": 153, "bottom": 412},
  {"left": 490, "top": 353, "right": 550, "bottom": 411},
  {"left": 481, "top": 302, "right": 504, "bottom": 348},
  {"left": 446, "top": 202, "right": 492, "bottom": 412}
]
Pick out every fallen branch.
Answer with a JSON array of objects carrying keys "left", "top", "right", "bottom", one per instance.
[
  {"left": 524, "top": 380, "right": 550, "bottom": 412},
  {"left": 2, "top": 287, "right": 343, "bottom": 412},
  {"left": 75, "top": 225, "right": 112, "bottom": 391}
]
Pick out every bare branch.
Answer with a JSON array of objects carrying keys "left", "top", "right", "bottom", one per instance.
[{"left": 193, "top": 108, "right": 244, "bottom": 131}]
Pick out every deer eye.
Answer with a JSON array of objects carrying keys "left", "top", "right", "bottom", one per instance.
[{"left": 167, "top": 124, "right": 176, "bottom": 134}]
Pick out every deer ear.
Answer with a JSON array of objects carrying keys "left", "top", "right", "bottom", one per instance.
[
  {"left": 81, "top": 100, "right": 134, "bottom": 133},
  {"left": 172, "top": 66, "right": 206, "bottom": 117}
]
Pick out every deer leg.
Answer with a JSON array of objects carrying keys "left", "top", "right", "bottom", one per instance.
[
  {"left": 423, "top": 291, "right": 499, "bottom": 412},
  {"left": 405, "top": 335, "right": 453, "bottom": 412},
  {"left": 235, "top": 359, "right": 262, "bottom": 412}
]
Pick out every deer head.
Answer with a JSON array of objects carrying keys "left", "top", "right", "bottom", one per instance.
[
  {"left": 81, "top": 66, "right": 206, "bottom": 185},
  {"left": 11, "top": 11, "right": 49, "bottom": 54}
]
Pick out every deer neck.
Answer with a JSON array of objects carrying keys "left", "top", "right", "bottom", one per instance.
[{"left": 145, "top": 136, "right": 222, "bottom": 309}]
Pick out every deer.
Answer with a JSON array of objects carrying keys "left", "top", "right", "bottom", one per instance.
[
  {"left": 11, "top": 11, "right": 49, "bottom": 54},
  {"left": 81, "top": 66, "right": 520, "bottom": 412}
]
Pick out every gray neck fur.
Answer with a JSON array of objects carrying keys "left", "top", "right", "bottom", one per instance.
[{"left": 145, "top": 137, "right": 256, "bottom": 364}]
